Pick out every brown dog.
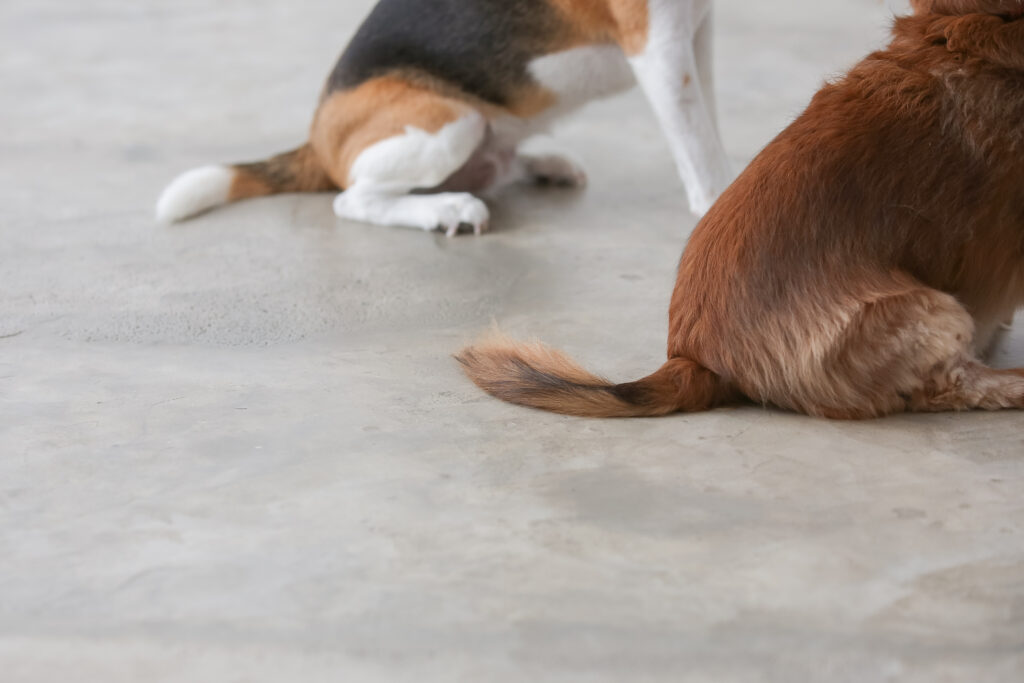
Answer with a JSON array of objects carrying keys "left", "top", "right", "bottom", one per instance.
[{"left": 458, "top": 0, "right": 1024, "bottom": 419}]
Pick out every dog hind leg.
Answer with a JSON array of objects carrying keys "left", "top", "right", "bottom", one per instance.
[
  {"left": 787, "top": 285, "right": 1024, "bottom": 418},
  {"left": 333, "top": 112, "right": 490, "bottom": 236}
]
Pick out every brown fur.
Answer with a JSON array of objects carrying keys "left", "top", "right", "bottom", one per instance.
[
  {"left": 219, "top": 0, "right": 655, "bottom": 204},
  {"left": 911, "top": 0, "right": 1024, "bottom": 17},
  {"left": 310, "top": 77, "right": 488, "bottom": 189},
  {"left": 457, "top": 334, "right": 736, "bottom": 417},
  {"left": 547, "top": 0, "right": 650, "bottom": 55},
  {"left": 459, "top": 4, "right": 1024, "bottom": 419},
  {"left": 928, "top": 11, "right": 1024, "bottom": 68},
  {"left": 229, "top": 144, "right": 336, "bottom": 201},
  {"left": 308, "top": 0, "right": 651, "bottom": 190}
]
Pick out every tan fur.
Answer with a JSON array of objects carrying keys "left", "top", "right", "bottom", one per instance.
[
  {"left": 170, "top": 0, "right": 661, "bottom": 217},
  {"left": 606, "top": 0, "right": 652, "bottom": 55},
  {"left": 459, "top": 4, "right": 1024, "bottom": 420},
  {"left": 547, "top": 0, "right": 650, "bottom": 54},
  {"left": 310, "top": 77, "right": 482, "bottom": 189},
  {"left": 457, "top": 334, "right": 735, "bottom": 417},
  {"left": 228, "top": 144, "right": 335, "bottom": 200},
  {"left": 309, "top": 0, "right": 653, "bottom": 189}
]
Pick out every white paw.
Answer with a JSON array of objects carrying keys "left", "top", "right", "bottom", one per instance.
[
  {"left": 430, "top": 193, "right": 490, "bottom": 237},
  {"left": 333, "top": 190, "right": 490, "bottom": 236},
  {"left": 524, "top": 155, "right": 588, "bottom": 189}
]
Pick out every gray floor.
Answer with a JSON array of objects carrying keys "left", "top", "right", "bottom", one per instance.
[{"left": 3, "top": 1, "right": 1023, "bottom": 681}]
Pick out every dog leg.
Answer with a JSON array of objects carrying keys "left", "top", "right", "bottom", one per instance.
[
  {"left": 785, "top": 283, "right": 1024, "bottom": 418},
  {"left": 334, "top": 190, "right": 490, "bottom": 237},
  {"left": 518, "top": 154, "right": 588, "bottom": 188},
  {"left": 909, "top": 361, "right": 1024, "bottom": 413},
  {"left": 693, "top": 7, "right": 719, "bottom": 134},
  {"left": 939, "top": 14, "right": 1024, "bottom": 71},
  {"left": 468, "top": 149, "right": 587, "bottom": 196},
  {"left": 332, "top": 112, "right": 491, "bottom": 236},
  {"left": 628, "top": 0, "right": 732, "bottom": 216}
]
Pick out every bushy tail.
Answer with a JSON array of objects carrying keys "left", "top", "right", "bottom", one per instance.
[
  {"left": 156, "top": 143, "right": 336, "bottom": 223},
  {"left": 456, "top": 335, "right": 735, "bottom": 418}
]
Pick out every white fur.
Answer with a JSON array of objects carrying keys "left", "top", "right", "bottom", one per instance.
[
  {"left": 335, "top": 113, "right": 491, "bottom": 235},
  {"left": 334, "top": 0, "right": 733, "bottom": 233},
  {"left": 486, "top": 46, "right": 635, "bottom": 149},
  {"left": 347, "top": 114, "right": 487, "bottom": 191},
  {"left": 335, "top": 191, "right": 489, "bottom": 237},
  {"left": 155, "top": 165, "right": 236, "bottom": 224},
  {"left": 529, "top": 45, "right": 636, "bottom": 118},
  {"left": 156, "top": 2, "right": 731, "bottom": 233},
  {"left": 628, "top": 0, "right": 732, "bottom": 216}
]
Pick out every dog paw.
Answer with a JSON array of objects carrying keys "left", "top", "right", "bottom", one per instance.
[
  {"left": 943, "top": 14, "right": 1004, "bottom": 53},
  {"left": 524, "top": 155, "right": 588, "bottom": 189},
  {"left": 431, "top": 193, "right": 491, "bottom": 237},
  {"left": 924, "top": 15, "right": 958, "bottom": 45}
]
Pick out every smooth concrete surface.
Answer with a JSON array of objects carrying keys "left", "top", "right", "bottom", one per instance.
[{"left": 2, "top": 1, "right": 1023, "bottom": 681}]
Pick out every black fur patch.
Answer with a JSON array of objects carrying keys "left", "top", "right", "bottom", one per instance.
[
  {"left": 608, "top": 380, "right": 655, "bottom": 407},
  {"left": 235, "top": 151, "right": 300, "bottom": 188},
  {"left": 326, "top": 0, "right": 563, "bottom": 105},
  {"left": 503, "top": 357, "right": 646, "bottom": 406}
]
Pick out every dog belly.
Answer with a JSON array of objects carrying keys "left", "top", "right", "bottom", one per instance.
[
  {"left": 432, "top": 135, "right": 514, "bottom": 193},
  {"left": 528, "top": 45, "right": 636, "bottom": 115}
]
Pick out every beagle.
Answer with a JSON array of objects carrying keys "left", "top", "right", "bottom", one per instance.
[
  {"left": 157, "top": 0, "right": 731, "bottom": 236},
  {"left": 458, "top": 0, "right": 1024, "bottom": 418}
]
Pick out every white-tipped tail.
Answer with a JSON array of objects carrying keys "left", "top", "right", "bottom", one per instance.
[{"left": 156, "top": 165, "right": 236, "bottom": 223}]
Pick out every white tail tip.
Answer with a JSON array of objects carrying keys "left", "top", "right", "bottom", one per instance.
[{"left": 155, "top": 165, "right": 236, "bottom": 223}]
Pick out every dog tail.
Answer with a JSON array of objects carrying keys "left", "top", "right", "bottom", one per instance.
[
  {"left": 156, "top": 143, "right": 336, "bottom": 223},
  {"left": 456, "top": 334, "right": 734, "bottom": 418}
]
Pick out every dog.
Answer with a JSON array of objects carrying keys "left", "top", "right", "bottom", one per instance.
[
  {"left": 458, "top": 0, "right": 1024, "bottom": 419},
  {"left": 156, "top": 0, "right": 731, "bottom": 236}
]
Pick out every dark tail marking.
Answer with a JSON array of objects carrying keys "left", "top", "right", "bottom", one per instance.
[{"left": 456, "top": 334, "right": 735, "bottom": 418}]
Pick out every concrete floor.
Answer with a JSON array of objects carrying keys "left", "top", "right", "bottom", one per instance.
[{"left": 3, "top": 0, "right": 1023, "bottom": 681}]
